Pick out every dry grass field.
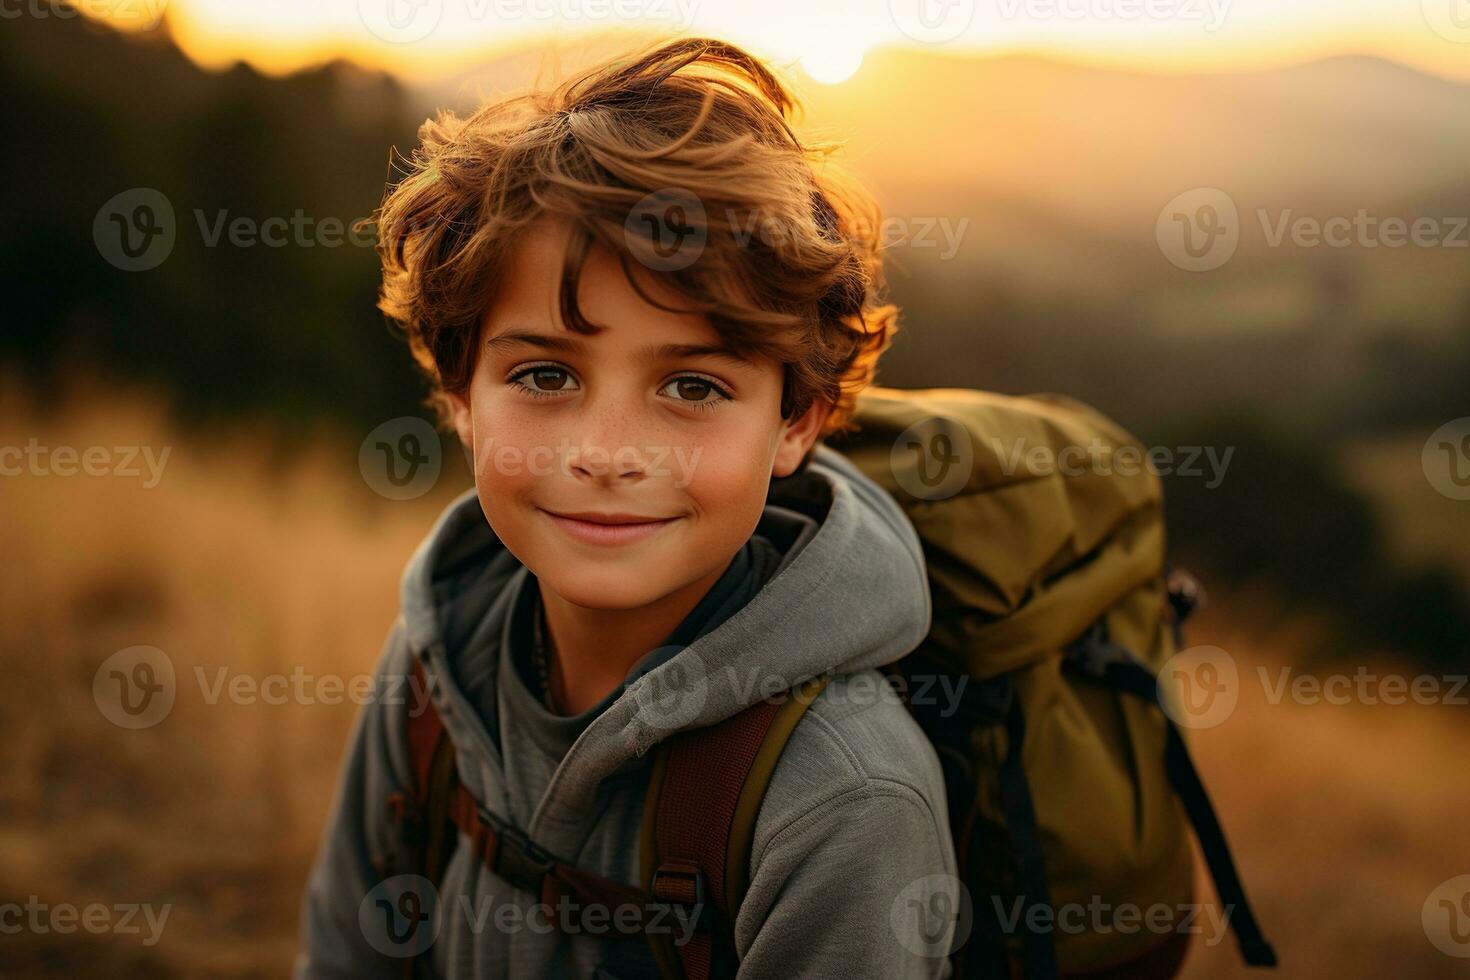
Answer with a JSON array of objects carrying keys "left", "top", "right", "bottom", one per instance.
[{"left": 2, "top": 387, "right": 1467, "bottom": 977}]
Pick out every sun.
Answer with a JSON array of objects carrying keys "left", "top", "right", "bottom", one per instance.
[{"left": 799, "top": 39, "right": 866, "bottom": 85}]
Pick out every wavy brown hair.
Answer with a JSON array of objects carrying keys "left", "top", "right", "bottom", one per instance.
[{"left": 373, "top": 36, "right": 899, "bottom": 436}]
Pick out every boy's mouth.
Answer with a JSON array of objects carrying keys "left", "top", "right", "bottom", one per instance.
[{"left": 538, "top": 508, "right": 681, "bottom": 547}]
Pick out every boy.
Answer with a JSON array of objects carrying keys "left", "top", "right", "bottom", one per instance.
[{"left": 297, "top": 37, "right": 958, "bottom": 979}]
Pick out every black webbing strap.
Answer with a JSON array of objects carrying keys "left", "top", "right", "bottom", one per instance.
[
  {"left": 1064, "top": 628, "right": 1278, "bottom": 969},
  {"left": 902, "top": 661, "right": 1059, "bottom": 980},
  {"left": 997, "top": 690, "right": 1061, "bottom": 980},
  {"left": 1160, "top": 726, "right": 1277, "bottom": 967}
]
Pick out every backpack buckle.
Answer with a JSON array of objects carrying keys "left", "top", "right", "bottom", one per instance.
[
  {"left": 478, "top": 805, "right": 555, "bottom": 893},
  {"left": 1166, "top": 568, "right": 1206, "bottom": 647},
  {"left": 650, "top": 862, "right": 707, "bottom": 910},
  {"left": 1063, "top": 621, "right": 1138, "bottom": 681},
  {"left": 1166, "top": 567, "right": 1206, "bottom": 623}
]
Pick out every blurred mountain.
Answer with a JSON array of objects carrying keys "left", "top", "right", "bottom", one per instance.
[{"left": 801, "top": 50, "right": 1470, "bottom": 224}]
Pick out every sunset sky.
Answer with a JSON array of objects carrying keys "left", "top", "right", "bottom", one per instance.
[{"left": 89, "top": 0, "right": 1470, "bottom": 82}]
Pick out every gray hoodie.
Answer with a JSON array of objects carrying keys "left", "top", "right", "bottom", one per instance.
[{"left": 295, "top": 445, "right": 959, "bottom": 979}]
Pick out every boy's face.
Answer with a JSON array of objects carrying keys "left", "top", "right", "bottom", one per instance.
[{"left": 446, "top": 220, "right": 829, "bottom": 611}]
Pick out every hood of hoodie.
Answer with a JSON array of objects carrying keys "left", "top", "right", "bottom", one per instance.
[{"left": 395, "top": 443, "right": 931, "bottom": 850}]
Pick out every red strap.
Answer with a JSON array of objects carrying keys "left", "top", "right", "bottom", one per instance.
[
  {"left": 443, "top": 781, "right": 660, "bottom": 934},
  {"left": 405, "top": 660, "right": 445, "bottom": 809},
  {"left": 652, "top": 697, "right": 787, "bottom": 980},
  {"left": 404, "top": 668, "right": 664, "bottom": 938},
  {"left": 403, "top": 658, "right": 775, "bottom": 961}
]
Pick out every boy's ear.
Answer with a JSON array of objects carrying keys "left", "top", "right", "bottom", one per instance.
[
  {"left": 444, "top": 390, "right": 474, "bottom": 452},
  {"left": 772, "top": 399, "right": 834, "bottom": 478}
]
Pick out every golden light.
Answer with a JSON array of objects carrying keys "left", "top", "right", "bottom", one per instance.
[{"left": 73, "top": 0, "right": 1470, "bottom": 83}]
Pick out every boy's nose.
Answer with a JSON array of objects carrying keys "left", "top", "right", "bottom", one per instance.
[
  {"left": 567, "top": 441, "right": 649, "bottom": 485},
  {"left": 565, "top": 407, "right": 652, "bottom": 485}
]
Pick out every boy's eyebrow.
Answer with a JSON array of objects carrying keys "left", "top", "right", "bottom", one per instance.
[
  {"left": 485, "top": 330, "right": 753, "bottom": 367},
  {"left": 484, "top": 330, "right": 589, "bottom": 356},
  {"left": 646, "top": 342, "right": 754, "bottom": 367}
]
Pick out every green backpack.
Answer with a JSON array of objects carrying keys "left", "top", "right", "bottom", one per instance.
[
  {"left": 391, "top": 387, "right": 1276, "bottom": 979},
  {"left": 823, "top": 387, "right": 1276, "bottom": 978}
]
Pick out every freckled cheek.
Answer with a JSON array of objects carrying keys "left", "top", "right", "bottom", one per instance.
[
  {"left": 469, "top": 400, "right": 559, "bottom": 504},
  {"left": 678, "top": 432, "right": 776, "bottom": 527}
]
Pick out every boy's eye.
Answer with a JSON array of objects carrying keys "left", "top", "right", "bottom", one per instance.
[
  {"left": 510, "top": 365, "right": 579, "bottom": 394},
  {"left": 660, "top": 376, "right": 730, "bottom": 405}
]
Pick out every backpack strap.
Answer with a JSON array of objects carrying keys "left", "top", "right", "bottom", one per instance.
[
  {"left": 384, "top": 659, "right": 460, "bottom": 978},
  {"left": 388, "top": 660, "right": 832, "bottom": 979},
  {"left": 388, "top": 661, "right": 674, "bottom": 972},
  {"left": 1064, "top": 624, "right": 1278, "bottom": 970},
  {"left": 906, "top": 617, "right": 1276, "bottom": 980},
  {"left": 994, "top": 682, "right": 1061, "bottom": 980},
  {"left": 897, "top": 659, "right": 1055, "bottom": 980},
  {"left": 641, "top": 675, "right": 831, "bottom": 980}
]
